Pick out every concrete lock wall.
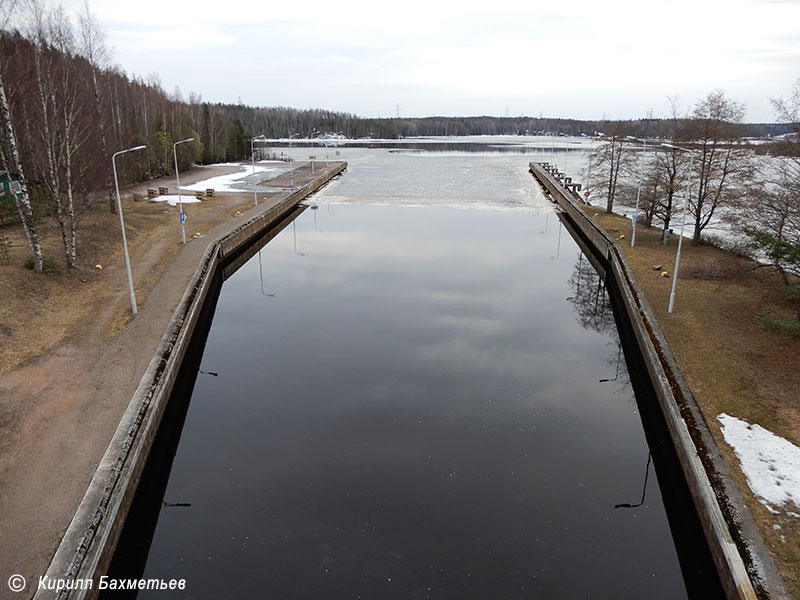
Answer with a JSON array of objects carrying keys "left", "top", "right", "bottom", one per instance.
[
  {"left": 35, "top": 162, "right": 347, "bottom": 600},
  {"left": 529, "top": 162, "right": 789, "bottom": 600},
  {"left": 33, "top": 159, "right": 788, "bottom": 600}
]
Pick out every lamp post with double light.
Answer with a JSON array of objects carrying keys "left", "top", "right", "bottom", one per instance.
[
  {"left": 112, "top": 145, "right": 147, "bottom": 315},
  {"left": 173, "top": 137, "right": 194, "bottom": 244},
  {"left": 661, "top": 143, "right": 697, "bottom": 314}
]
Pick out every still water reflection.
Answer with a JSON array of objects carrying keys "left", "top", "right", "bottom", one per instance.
[{"left": 108, "top": 146, "right": 721, "bottom": 599}]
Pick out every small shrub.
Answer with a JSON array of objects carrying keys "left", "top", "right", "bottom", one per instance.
[{"left": 759, "top": 315, "right": 800, "bottom": 338}]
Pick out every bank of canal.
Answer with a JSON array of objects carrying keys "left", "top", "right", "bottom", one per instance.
[{"left": 106, "top": 164, "right": 724, "bottom": 598}]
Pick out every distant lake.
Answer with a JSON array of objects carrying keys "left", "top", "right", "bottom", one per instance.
[{"left": 108, "top": 141, "right": 723, "bottom": 599}]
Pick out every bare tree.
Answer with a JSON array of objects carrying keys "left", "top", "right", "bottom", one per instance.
[
  {"left": 686, "top": 90, "right": 749, "bottom": 245},
  {"left": 646, "top": 97, "right": 692, "bottom": 243},
  {"left": 26, "top": 1, "right": 91, "bottom": 267},
  {"left": 615, "top": 140, "right": 687, "bottom": 243},
  {"left": 741, "top": 81, "right": 800, "bottom": 320},
  {"left": 616, "top": 150, "right": 674, "bottom": 234},
  {"left": 770, "top": 78, "right": 800, "bottom": 127},
  {"left": 748, "top": 78, "right": 800, "bottom": 255},
  {"left": 0, "top": 0, "right": 43, "bottom": 271},
  {"left": 583, "top": 121, "right": 636, "bottom": 214},
  {"left": 76, "top": 0, "right": 115, "bottom": 213},
  {"left": 187, "top": 90, "right": 202, "bottom": 131}
]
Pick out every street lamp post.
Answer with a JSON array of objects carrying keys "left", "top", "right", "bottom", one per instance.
[
  {"left": 288, "top": 132, "right": 300, "bottom": 191},
  {"left": 173, "top": 137, "right": 194, "bottom": 244},
  {"left": 251, "top": 135, "right": 267, "bottom": 206},
  {"left": 632, "top": 179, "right": 642, "bottom": 248},
  {"left": 112, "top": 144, "right": 147, "bottom": 315},
  {"left": 625, "top": 136, "right": 650, "bottom": 248},
  {"left": 662, "top": 143, "right": 696, "bottom": 314}
]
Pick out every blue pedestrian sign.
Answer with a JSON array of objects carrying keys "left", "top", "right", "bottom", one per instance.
[{"left": 180, "top": 212, "right": 187, "bottom": 224}]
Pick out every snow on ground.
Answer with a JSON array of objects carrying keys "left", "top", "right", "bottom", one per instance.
[
  {"left": 179, "top": 162, "right": 281, "bottom": 193},
  {"left": 150, "top": 194, "right": 202, "bottom": 207},
  {"left": 718, "top": 413, "right": 800, "bottom": 516}
]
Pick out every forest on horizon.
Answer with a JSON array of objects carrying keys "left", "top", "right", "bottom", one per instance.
[{"left": 1, "top": 0, "right": 798, "bottom": 279}]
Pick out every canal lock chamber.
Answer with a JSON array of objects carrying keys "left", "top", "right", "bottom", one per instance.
[{"left": 105, "top": 202, "right": 726, "bottom": 600}]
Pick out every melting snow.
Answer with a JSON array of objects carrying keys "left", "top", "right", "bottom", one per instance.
[
  {"left": 179, "top": 162, "right": 280, "bottom": 193},
  {"left": 150, "top": 194, "right": 202, "bottom": 207},
  {"left": 718, "top": 413, "right": 800, "bottom": 516}
]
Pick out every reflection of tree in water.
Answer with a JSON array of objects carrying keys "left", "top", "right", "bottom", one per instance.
[
  {"left": 567, "top": 251, "right": 631, "bottom": 388},
  {"left": 567, "top": 251, "right": 616, "bottom": 336}
]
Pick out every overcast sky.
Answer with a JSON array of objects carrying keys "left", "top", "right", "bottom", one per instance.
[{"left": 53, "top": 0, "right": 800, "bottom": 122}]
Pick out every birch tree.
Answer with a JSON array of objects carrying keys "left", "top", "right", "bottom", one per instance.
[
  {"left": 77, "top": 0, "right": 115, "bottom": 212},
  {"left": 0, "top": 0, "right": 43, "bottom": 271},
  {"left": 27, "top": 1, "right": 90, "bottom": 267}
]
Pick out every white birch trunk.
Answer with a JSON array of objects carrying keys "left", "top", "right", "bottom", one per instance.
[{"left": 0, "top": 64, "right": 43, "bottom": 271}]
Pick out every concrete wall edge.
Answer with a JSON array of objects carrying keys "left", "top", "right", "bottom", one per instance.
[
  {"left": 34, "top": 162, "right": 347, "bottom": 600},
  {"left": 529, "top": 161, "right": 788, "bottom": 600}
]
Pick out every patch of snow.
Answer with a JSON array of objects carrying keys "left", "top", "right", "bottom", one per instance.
[
  {"left": 179, "top": 162, "right": 279, "bottom": 193},
  {"left": 718, "top": 413, "right": 800, "bottom": 516},
  {"left": 150, "top": 194, "right": 202, "bottom": 207}
]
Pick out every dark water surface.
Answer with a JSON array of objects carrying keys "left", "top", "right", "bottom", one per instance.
[{"left": 108, "top": 148, "right": 723, "bottom": 599}]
